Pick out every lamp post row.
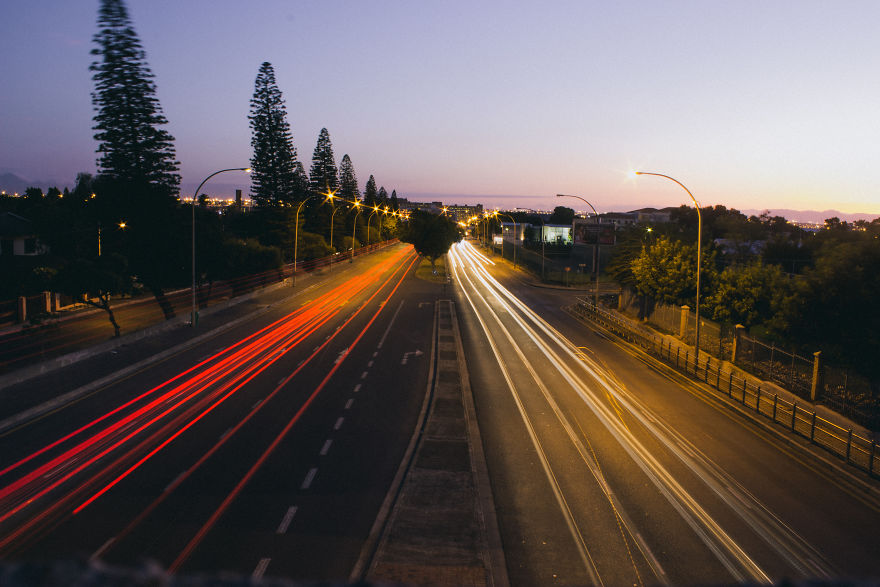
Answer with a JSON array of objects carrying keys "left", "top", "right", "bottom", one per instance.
[{"left": 192, "top": 174, "right": 403, "bottom": 326}]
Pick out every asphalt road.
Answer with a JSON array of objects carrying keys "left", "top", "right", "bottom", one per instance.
[
  {"left": 0, "top": 243, "right": 442, "bottom": 582},
  {"left": 450, "top": 239, "right": 880, "bottom": 586}
]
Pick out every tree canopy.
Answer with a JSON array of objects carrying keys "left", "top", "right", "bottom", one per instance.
[
  {"left": 309, "top": 128, "right": 339, "bottom": 194},
  {"left": 249, "top": 61, "right": 299, "bottom": 207},
  {"left": 400, "top": 210, "right": 461, "bottom": 269},
  {"left": 90, "top": 0, "right": 179, "bottom": 199}
]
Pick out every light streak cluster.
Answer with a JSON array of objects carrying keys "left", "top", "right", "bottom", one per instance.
[
  {"left": 449, "top": 240, "right": 832, "bottom": 584},
  {"left": 0, "top": 245, "right": 417, "bottom": 561}
]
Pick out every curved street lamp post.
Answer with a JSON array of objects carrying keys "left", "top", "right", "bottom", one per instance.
[
  {"left": 634, "top": 172, "right": 703, "bottom": 364},
  {"left": 494, "top": 211, "right": 518, "bottom": 269},
  {"left": 556, "top": 194, "right": 600, "bottom": 306},
  {"left": 366, "top": 206, "right": 381, "bottom": 248},
  {"left": 350, "top": 201, "right": 362, "bottom": 262},
  {"left": 191, "top": 167, "right": 250, "bottom": 327},
  {"left": 293, "top": 195, "right": 320, "bottom": 287}
]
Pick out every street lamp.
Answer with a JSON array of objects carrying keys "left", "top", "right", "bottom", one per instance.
[
  {"left": 535, "top": 216, "right": 546, "bottom": 281},
  {"left": 328, "top": 198, "right": 342, "bottom": 271},
  {"left": 350, "top": 201, "right": 362, "bottom": 262},
  {"left": 494, "top": 211, "right": 518, "bottom": 269},
  {"left": 293, "top": 194, "right": 319, "bottom": 287},
  {"left": 191, "top": 167, "right": 250, "bottom": 327},
  {"left": 634, "top": 171, "right": 703, "bottom": 364},
  {"left": 557, "top": 194, "right": 600, "bottom": 305},
  {"left": 366, "top": 205, "right": 380, "bottom": 247}
]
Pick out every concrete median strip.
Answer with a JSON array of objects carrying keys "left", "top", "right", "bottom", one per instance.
[{"left": 354, "top": 299, "right": 508, "bottom": 587}]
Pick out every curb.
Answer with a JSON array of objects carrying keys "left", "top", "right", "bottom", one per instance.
[
  {"left": 362, "top": 299, "right": 508, "bottom": 587},
  {"left": 0, "top": 278, "right": 301, "bottom": 434}
]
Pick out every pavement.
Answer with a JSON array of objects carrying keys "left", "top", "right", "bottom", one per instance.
[{"left": 0, "top": 249, "right": 508, "bottom": 586}]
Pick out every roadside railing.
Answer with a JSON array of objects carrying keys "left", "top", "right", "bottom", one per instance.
[
  {"left": 570, "top": 298, "right": 879, "bottom": 478},
  {"left": 0, "top": 240, "right": 399, "bottom": 374}
]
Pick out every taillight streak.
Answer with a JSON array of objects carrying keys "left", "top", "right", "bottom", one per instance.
[{"left": 0, "top": 246, "right": 414, "bottom": 554}]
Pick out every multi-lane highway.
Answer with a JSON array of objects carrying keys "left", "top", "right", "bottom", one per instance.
[
  {"left": 2, "top": 236, "right": 879, "bottom": 586},
  {"left": 0, "top": 244, "right": 441, "bottom": 582},
  {"left": 450, "top": 239, "right": 880, "bottom": 586}
]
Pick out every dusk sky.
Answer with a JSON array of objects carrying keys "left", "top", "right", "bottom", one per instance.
[{"left": 2, "top": 1, "right": 879, "bottom": 216}]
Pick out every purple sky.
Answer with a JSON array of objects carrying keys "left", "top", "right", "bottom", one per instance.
[{"left": 1, "top": 1, "right": 879, "bottom": 215}]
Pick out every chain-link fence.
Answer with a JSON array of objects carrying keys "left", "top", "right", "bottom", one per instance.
[
  {"left": 618, "top": 291, "right": 732, "bottom": 361},
  {"left": 734, "top": 334, "right": 814, "bottom": 399}
]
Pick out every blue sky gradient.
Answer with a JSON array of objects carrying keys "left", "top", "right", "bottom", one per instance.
[{"left": 1, "top": 1, "right": 878, "bottom": 215}]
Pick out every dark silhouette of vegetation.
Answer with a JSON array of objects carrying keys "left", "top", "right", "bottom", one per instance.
[
  {"left": 53, "top": 253, "right": 133, "bottom": 337},
  {"left": 249, "top": 62, "right": 299, "bottom": 206},
  {"left": 400, "top": 210, "right": 461, "bottom": 271},
  {"left": 309, "top": 128, "right": 339, "bottom": 195}
]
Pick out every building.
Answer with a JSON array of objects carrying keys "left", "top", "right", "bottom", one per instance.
[
  {"left": 0, "top": 212, "right": 46, "bottom": 256},
  {"left": 444, "top": 203, "right": 484, "bottom": 222},
  {"left": 396, "top": 198, "right": 443, "bottom": 214}
]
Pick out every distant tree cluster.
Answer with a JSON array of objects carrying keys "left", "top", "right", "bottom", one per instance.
[{"left": 607, "top": 204, "right": 880, "bottom": 388}]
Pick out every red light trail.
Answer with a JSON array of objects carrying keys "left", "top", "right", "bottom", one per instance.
[{"left": 0, "top": 246, "right": 417, "bottom": 559}]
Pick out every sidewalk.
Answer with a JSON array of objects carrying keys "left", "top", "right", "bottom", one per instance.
[{"left": 0, "top": 271, "right": 321, "bottom": 428}]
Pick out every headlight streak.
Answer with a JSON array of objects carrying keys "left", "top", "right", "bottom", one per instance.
[
  {"left": 452, "top": 241, "right": 770, "bottom": 583},
  {"left": 454, "top": 240, "right": 833, "bottom": 582},
  {"left": 0, "top": 247, "right": 417, "bottom": 557},
  {"left": 449, "top": 244, "right": 605, "bottom": 587},
  {"left": 468, "top": 248, "right": 832, "bottom": 580}
]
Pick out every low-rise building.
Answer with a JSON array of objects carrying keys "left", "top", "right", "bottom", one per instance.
[{"left": 0, "top": 212, "right": 46, "bottom": 256}]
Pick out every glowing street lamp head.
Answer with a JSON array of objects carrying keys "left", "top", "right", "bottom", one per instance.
[{"left": 244, "top": 167, "right": 253, "bottom": 174}]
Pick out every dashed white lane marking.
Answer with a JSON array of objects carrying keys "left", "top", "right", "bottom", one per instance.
[
  {"left": 219, "top": 427, "right": 233, "bottom": 440},
  {"left": 334, "top": 417, "right": 345, "bottom": 430},
  {"left": 252, "top": 399, "right": 263, "bottom": 410},
  {"left": 253, "top": 558, "right": 271, "bottom": 579},
  {"left": 344, "top": 399, "right": 354, "bottom": 410},
  {"left": 367, "top": 360, "right": 374, "bottom": 368},
  {"left": 372, "top": 351, "right": 378, "bottom": 358},
  {"left": 353, "top": 384, "right": 362, "bottom": 393},
  {"left": 276, "top": 506, "right": 298, "bottom": 534},
  {"left": 360, "top": 371, "right": 368, "bottom": 379},
  {"left": 301, "top": 467, "right": 318, "bottom": 490},
  {"left": 320, "top": 439, "right": 333, "bottom": 455}
]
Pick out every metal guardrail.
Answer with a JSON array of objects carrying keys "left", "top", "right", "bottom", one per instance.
[{"left": 570, "top": 299, "right": 879, "bottom": 478}]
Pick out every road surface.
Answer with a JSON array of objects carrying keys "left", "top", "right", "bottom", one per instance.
[{"left": 450, "top": 239, "right": 880, "bottom": 586}]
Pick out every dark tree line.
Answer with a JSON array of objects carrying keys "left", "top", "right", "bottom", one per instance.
[{"left": 1, "top": 0, "right": 405, "bottom": 336}]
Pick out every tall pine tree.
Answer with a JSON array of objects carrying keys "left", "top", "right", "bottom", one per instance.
[
  {"left": 293, "top": 160, "right": 310, "bottom": 200},
  {"left": 249, "top": 62, "right": 298, "bottom": 207},
  {"left": 90, "top": 0, "right": 180, "bottom": 206},
  {"left": 91, "top": 0, "right": 183, "bottom": 320},
  {"left": 309, "top": 128, "right": 339, "bottom": 195},
  {"left": 338, "top": 154, "right": 360, "bottom": 201},
  {"left": 89, "top": 0, "right": 180, "bottom": 208},
  {"left": 364, "top": 175, "right": 378, "bottom": 207}
]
